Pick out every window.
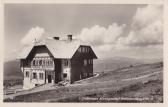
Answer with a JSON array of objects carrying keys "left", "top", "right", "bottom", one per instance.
[
  {"left": 84, "top": 59, "right": 87, "bottom": 66},
  {"left": 46, "top": 60, "right": 48, "bottom": 66},
  {"left": 88, "top": 59, "right": 93, "bottom": 64},
  {"left": 82, "top": 47, "right": 85, "bottom": 53},
  {"left": 86, "top": 47, "right": 88, "bottom": 52},
  {"left": 49, "top": 60, "right": 53, "bottom": 66},
  {"left": 87, "top": 47, "right": 89, "bottom": 52},
  {"left": 91, "top": 59, "right": 93, "bottom": 64},
  {"left": 43, "top": 60, "right": 45, "bottom": 66},
  {"left": 46, "top": 60, "right": 50, "bottom": 66},
  {"left": 85, "top": 47, "right": 88, "bottom": 52},
  {"left": 25, "top": 60, "right": 29, "bottom": 66},
  {"left": 25, "top": 71, "right": 29, "bottom": 77},
  {"left": 39, "top": 73, "right": 44, "bottom": 79},
  {"left": 35, "top": 60, "right": 38, "bottom": 66},
  {"left": 80, "top": 74, "right": 82, "bottom": 79},
  {"left": 33, "top": 73, "right": 37, "bottom": 79},
  {"left": 33, "top": 60, "right": 35, "bottom": 66},
  {"left": 84, "top": 73, "right": 87, "bottom": 77},
  {"left": 89, "top": 73, "right": 92, "bottom": 76},
  {"left": 88, "top": 59, "right": 90, "bottom": 64},
  {"left": 64, "top": 60, "right": 69, "bottom": 66},
  {"left": 39, "top": 60, "right": 42, "bottom": 66},
  {"left": 63, "top": 73, "right": 67, "bottom": 78}
]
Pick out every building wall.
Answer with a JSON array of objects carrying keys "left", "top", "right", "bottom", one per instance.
[
  {"left": 21, "top": 46, "right": 56, "bottom": 89},
  {"left": 21, "top": 45, "right": 97, "bottom": 88},
  {"left": 70, "top": 58, "right": 93, "bottom": 83},
  {"left": 22, "top": 68, "right": 31, "bottom": 89},
  {"left": 70, "top": 45, "right": 95, "bottom": 83},
  {"left": 54, "top": 59, "right": 62, "bottom": 83},
  {"left": 31, "top": 70, "right": 45, "bottom": 84},
  {"left": 61, "top": 59, "right": 71, "bottom": 83}
]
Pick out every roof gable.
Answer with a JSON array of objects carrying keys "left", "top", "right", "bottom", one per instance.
[
  {"left": 18, "top": 39, "right": 97, "bottom": 59},
  {"left": 72, "top": 45, "right": 97, "bottom": 59}
]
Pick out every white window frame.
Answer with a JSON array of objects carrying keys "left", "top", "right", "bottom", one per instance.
[{"left": 39, "top": 73, "right": 44, "bottom": 79}]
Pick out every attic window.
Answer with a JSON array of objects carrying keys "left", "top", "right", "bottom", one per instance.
[
  {"left": 86, "top": 47, "right": 89, "bottom": 52},
  {"left": 84, "top": 59, "right": 87, "bottom": 66},
  {"left": 85, "top": 47, "right": 88, "bottom": 52},
  {"left": 82, "top": 47, "right": 85, "bottom": 53}
]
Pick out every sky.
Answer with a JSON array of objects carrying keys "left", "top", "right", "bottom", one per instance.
[{"left": 4, "top": 4, "right": 163, "bottom": 61}]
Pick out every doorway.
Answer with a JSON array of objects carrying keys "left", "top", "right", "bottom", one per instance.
[{"left": 48, "top": 75, "right": 52, "bottom": 83}]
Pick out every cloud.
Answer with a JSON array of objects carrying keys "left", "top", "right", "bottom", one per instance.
[
  {"left": 77, "top": 4, "right": 163, "bottom": 59},
  {"left": 119, "top": 4, "right": 163, "bottom": 47},
  {"left": 20, "top": 26, "right": 45, "bottom": 46},
  {"left": 132, "top": 5, "right": 162, "bottom": 29},
  {"left": 77, "top": 23, "right": 126, "bottom": 51}
]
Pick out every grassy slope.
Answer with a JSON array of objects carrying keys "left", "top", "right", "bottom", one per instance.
[{"left": 4, "top": 62, "right": 163, "bottom": 102}]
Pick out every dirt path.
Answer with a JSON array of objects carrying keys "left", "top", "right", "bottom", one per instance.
[{"left": 121, "top": 71, "right": 161, "bottom": 81}]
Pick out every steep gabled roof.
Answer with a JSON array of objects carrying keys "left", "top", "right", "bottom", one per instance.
[
  {"left": 45, "top": 39, "right": 81, "bottom": 59},
  {"left": 18, "top": 39, "right": 97, "bottom": 59}
]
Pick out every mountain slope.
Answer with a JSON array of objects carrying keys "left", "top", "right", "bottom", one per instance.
[
  {"left": 93, "top": 57, "right": 148, "bottom": 73},
  {"left": 3, "top": 59, "right": 23, "bottom": 81}
]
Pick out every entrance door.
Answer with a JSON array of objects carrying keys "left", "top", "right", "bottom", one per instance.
[{"left": 48, "top": 75, "right": 52, "bottom": 83}]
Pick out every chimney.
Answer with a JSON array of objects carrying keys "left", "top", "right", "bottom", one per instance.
[
  {"left": 67, "top": 34, "right": 72, "bottom": 41},
  {"left": 53, "top": 37, "right": 59, "bottom": 40}
]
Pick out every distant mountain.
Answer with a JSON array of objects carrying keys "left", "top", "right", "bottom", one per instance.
[
  {"left": 93, "top": 56, "right": 162, "bottom": 73},
  {"left": 3, "top": 59, "right": 23, "bottom": 81}
]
